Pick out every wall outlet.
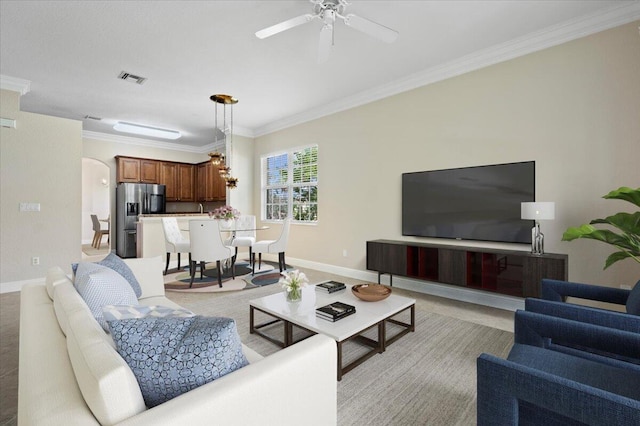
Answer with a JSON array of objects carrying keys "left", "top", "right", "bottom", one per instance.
[
  {"left": 31, "top": 257, "right": 40, "bottom": 266},
  {"left": 620, "top": 284, "right": 632, "bottom": 290},
  {"left": 342, "top": 249, "right": 348, "bottom": 257}
]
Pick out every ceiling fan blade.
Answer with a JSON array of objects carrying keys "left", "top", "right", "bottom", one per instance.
[
  {"left": 343, "top": 13, "right": 398, "bottom": 43},
  {"left": 317, "top": 24, "right": 333, "bottom": 64},
  {"left": 255, "top": 14, "right": 316, "bottom": 39}
]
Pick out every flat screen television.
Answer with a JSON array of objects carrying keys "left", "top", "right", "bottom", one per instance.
[{"left": 402, "top": 161, "right": 535, "bottom": 244}]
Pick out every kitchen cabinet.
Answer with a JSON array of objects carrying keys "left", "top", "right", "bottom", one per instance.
[
  {"left": 116, "top": 155, "right": 222, "bottom": 203},
  {"left": 116, "top": 157, "right": 159, "bottom": 183},
  {"left": 196, "top": 161, "right": 226, "bottom": 202},
  {"left": 160, "top": 162, "right": 195, "bottom": 202}
]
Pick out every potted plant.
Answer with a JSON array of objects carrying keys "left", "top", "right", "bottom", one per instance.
[{"left": 562, "top": 186, "right": 640, "bottom": 269}]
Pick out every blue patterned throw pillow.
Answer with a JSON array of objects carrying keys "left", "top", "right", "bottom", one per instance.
[
  {"left": 72, "top": 253, "right": 142, "bottom": 297},
  {"left": 74, "top": 262, "right": 139, "bottom": 331},
  {"left": 108, "top": 316, "right": 249, "bottom": 407}
]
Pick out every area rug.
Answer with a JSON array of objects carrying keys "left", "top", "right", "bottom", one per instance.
[
  {"left": 165, "top": 260, "right": 278, "bottom": 293},
  {"left": 165, "top": 284, "right": 513, "bottom": 426},
  {"left": 242, "top": 261, "right": 293, "bottom": 287}
]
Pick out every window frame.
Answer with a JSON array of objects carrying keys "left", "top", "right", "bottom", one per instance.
[{"left": 261, "top": 144, "right": 318, "bottom": 225}]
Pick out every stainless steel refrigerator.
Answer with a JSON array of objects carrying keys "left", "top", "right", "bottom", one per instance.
[{"left": 116, "top": 183, "right": 166, "bottom": 258}]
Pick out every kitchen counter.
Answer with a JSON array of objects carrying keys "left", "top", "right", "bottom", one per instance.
[
  {"left": 137, "top": 214, "right": 208, "bottom": 258},
  {"left": 138, "top": 213, "right": 211, "bottom": 217}
]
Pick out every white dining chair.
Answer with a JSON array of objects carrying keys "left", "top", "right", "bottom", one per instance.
[
  {"left": 189, "top": 219, "right": 236, "bottom": 288},
  {"left": 161, "top": 217, "right": 191, "bottom": 275},
  {"left": 251, "top": 218, "right": 291, "bottom": 275},
  {"left": 231, "top": 215, "right": 256, "bottom": 263}
]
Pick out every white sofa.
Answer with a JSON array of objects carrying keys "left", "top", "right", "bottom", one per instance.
[{"left": 18, "top": 256, "right": 337, "bottom": 425}]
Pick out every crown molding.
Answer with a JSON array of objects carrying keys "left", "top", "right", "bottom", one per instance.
[
  {"left": 83, "top": 130, "right": 207, "bottom": 153},
  {"left": 0, "top": 75, "right": 31, "bottom": 95},
  {"left": 253, "top": 2, "right": 640, "bottom": 137}
]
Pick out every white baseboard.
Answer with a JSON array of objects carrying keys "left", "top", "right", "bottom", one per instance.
[{"left": 1, "top": 277, "right": 43, "bottom": 294}]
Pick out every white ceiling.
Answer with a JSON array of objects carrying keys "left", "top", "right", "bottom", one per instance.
[{"left": 1, "top": 1, "right": 638, "bottom": 149}]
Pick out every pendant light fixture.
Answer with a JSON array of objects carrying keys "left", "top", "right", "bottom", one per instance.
[{"left": 209, "top": 94, "right": 239, "bottom": 189}]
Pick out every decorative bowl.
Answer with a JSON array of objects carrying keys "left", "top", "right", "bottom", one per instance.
[{"left": 351, "top": 284, "right": 392, "bottom": 302}]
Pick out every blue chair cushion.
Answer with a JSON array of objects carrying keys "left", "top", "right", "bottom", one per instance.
[
  {"left": 626, "top": 280, "right": 640, "bottom": 315},
  {"left": 108, "top": 316, "right": 249, "bottom": 407},
  {"left": 507, "top": 343, "right": 640, "bottom": 401}
]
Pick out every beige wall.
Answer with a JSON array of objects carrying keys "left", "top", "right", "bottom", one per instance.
[
  {"left": 254, "top": 21, "right": 640, "bottom": 289},
  {"left": 1, "top": 89, "right": 83, "bottom": 287},
  {"left": 227, "top": 134, "right": 254, "bottom": 217}
]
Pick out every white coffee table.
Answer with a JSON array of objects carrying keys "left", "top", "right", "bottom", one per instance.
[{"left": 249, "top": 283, "right": 416, "bottom": 380}]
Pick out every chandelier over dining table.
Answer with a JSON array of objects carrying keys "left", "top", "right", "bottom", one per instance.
[{"left": 209, "top": 94, "right": 238, "bottom": 189}]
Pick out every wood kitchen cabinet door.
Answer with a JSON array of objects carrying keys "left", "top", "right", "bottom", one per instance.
[
  {"left": 160, "top": 162, "right": 178, "bottom": 201},
  {"left": 177, "top": 164, "right": 195, "bottom": 202},
  {"left": 139, "top": 160, "right": 159, "bottom": 183},
  {"left": 196, "top": 163, "right": 208, "bottom": 201},
  {"left": 116, "top": 157, "right": 159, "bottom": 183},
  {"left": 117, "top": 157, "right": 141, "bottom": 183}
]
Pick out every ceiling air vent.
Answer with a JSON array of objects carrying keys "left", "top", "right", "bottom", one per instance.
[
  {"left": 84, "top": 115, "right": 102, "bottom": 121},
  {"left": 117, "top": 71, "right": 147, "bottom": 85}
]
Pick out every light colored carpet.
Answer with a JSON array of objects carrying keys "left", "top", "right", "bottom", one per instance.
[
  {"left": 81, "top": 244, "right": 109, "bottom": 257},
  {"left": 166, "top": 283, "right": 514, "bottom": 425}
]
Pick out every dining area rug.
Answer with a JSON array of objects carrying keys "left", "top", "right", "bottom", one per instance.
[{"left": 164, "top": 260, "right": 283, "bottom": 293}]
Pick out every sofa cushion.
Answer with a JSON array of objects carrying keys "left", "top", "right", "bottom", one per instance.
[
  {"left": 53, "top": 281, "right": 94, "bottom": 337},
  {"left": 46, "top": 266, "right": 69, "bottom": 300},
  {"left": 626, "top": 280, "right": 640, "bottom": 315},
  {"left": 123, "top": 256, "right": 166, "bottom": 299},
  {"left": 108, "top": 316, "right": 249, "bottom": 408},
  {"left": 73, "top": 253, "right": 142, "bottom": 297},
  {"left": 74, "top": 262, "right": 139, "bottom": 331},
  {"left": 65, "top": 308, "right": 147, "bottom": 424},
  {"left": 103, "top": 305, "right": 195, "bottom": 321}
]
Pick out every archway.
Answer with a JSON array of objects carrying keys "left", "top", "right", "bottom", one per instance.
[{"left": 81, "top": 158, "right": 111, "bottom": 256}]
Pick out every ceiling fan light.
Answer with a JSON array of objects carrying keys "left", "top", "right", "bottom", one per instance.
[{"left": 113, "top": 122, "right": 181, "bottom": 140}]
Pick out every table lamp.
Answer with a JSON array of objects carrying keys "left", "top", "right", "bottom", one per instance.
[{"left": 521, "top": 202, "right": 555, "bottom": 255}]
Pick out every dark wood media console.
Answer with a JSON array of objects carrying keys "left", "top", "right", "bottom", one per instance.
[{"left": 366, "top": 240, "right": 568, "bottom": 298}]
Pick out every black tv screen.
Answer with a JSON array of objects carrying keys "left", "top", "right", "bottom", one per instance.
[{"left": 402, "top": 161, "right": 535, "bottom": 244}]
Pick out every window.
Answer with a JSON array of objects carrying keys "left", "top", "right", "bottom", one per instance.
[{"left": 262, "top": 145, "right": 318, "bottom": 223}]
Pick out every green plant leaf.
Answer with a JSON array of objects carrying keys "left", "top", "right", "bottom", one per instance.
[
  {"left": 604, "top": 251, "right": 634, "bottom": 269},
  {"left": 562, "top": 226, "right": 639, "bottom": 254},
  {"left": 590, "top": 212, "right": 640, "bottom": 238},
  {"left": 603, "top": 187, "right": 640, "bottom": 208}
]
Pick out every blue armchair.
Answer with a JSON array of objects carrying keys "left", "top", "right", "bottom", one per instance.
[
  {"left": 540, "top": 278, "right": 640, "bottom": 316},
  {"left": 477, "top": 310, "right": 640, "bottom": 425}
]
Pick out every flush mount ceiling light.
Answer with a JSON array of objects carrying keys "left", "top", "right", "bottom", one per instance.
[{"left": 113, "top": 122, "right": 181, "bottom": 140}]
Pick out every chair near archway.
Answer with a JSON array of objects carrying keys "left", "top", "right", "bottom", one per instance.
[
  {"left": 90, "top": 214, "right": 109, "bottom": 249},
  {"left": 161, "top": 217, "right": 191, "bottom": 275}
]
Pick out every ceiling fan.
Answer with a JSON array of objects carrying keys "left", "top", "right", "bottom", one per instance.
[{"left": 255, "top": 0, "right": 399, "bottom": 63}]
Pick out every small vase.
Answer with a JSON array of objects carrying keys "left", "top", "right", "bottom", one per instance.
[
  {"left": 286, "top": 286, "right": 302, "bottom": 303},
  {"left": 220, "top": 218, "right": 233, "bottom": 230}
]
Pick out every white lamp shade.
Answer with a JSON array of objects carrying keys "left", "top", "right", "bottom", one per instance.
[{"left": 521, "top": 202, "right": 555, "bottom": 220}]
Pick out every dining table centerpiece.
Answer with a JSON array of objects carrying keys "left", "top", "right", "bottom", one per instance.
[
  {"left": 211, "top": 205, "right": 240, "bottom": 229},
  {"left": 280, "top": 269, "right": 308, "bottom": 302}
]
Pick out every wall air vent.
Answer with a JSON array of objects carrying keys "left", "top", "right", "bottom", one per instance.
[{"left": 117, "top": 71, "right": 147, "bottom": 85}]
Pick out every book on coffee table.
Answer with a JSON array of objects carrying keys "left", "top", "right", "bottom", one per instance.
[
  {"left": 315, "top": 280, "right": 346, "bottom": 293},
  {"left": 316, "top": 301, "right": 356, "bottom": 322}
]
